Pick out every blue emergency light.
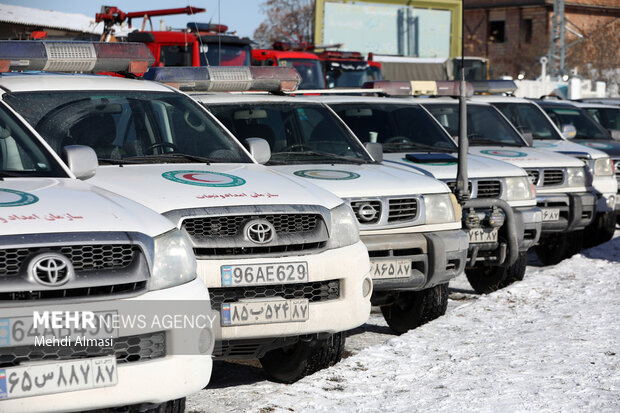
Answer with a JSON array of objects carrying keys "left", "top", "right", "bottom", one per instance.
[
  {"left": 0, "top": 41, "right": 154, "bottom": 74},
  {"left": 143, "top": 66, "right": 301, "bottom": 92}
]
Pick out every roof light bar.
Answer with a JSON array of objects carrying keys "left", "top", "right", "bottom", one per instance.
[
  {"left": 362, "top": 80, "right": 473, "bottom": 97},
  {"left": 187, "top": 22, "right": 228, "bottom": 33},
  {"left": 0, "top": 41, "right": 154, "bottom": 74},
  {"left": 471, "top": 80, "right": 517, "bottom": 94},
  {"left": 143, "top": 66, "right": 301, "bottom": 93}
]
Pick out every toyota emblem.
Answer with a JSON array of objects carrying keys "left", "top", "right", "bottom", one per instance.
[
  {"left": 357, "top": 203, "right": 378, "bottom": 222},
  {"left": 245, "top": 220, "right": 275, "bottom": 244},
  {"left": 29, "top": 253, "right": 73, "bottom": 286}
]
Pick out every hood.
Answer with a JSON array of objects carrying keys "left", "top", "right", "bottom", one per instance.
[
  {"left": 573, "top": 140, "right": 620, "bottom": 158},
  {"left": 0, "top": 178, "right": 174, "bottom": 237},
  {"left": 469, "top": 146, "right": 584, "bottom": 168},
  {"left": 270, "top": 163, "right": 449, "bottom": 198},
  {"left": 532, "top": 139, "right": 612, "bottom": 160},
  {"left": 381, "top": 152, "right": 526, "bottom": 180},
  {"left": 88, "top": 163, "right": 344, "bottom": 214}
]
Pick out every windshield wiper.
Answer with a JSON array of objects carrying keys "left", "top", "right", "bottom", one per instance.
[
  {"left": 383, "top": 142, "right": 455, "bottom": 152},
  {"left": 122, "top": 153, "right": 218, "bottom": 164},
  {"left": 0, "top": 171, "right": 25, "bottom": 179},
  {"left": 271, "top": 151, "right": 368, "bottom": 164},
  {"left": 467, "top": 137, "right": 522, "bottom": 147}
]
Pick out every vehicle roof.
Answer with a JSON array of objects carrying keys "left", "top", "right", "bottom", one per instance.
[
  {"left": 191, "top": 93, "right": 323, "bottom": 105},
  {"left": 411, "top": 97, "right": 490, "bottom": 106},
  {"left": 472, "top": 95, "right": 531, "bottom": 104},
  {"left": 0, "top": 73, "right": 174, "bottom": 93},
  {"left": 301, "top": 95, "right": 425, "bottom": 105},
  {"left": 570, "top": 101, "right": 620, "bottom": 109},
  {"left": 530, "top": 99, "right": 579, "bottom": 108}
]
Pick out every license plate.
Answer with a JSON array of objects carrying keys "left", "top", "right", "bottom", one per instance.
[
  {"left": 0, "top": 311, "right": 118, "bottom": 348},
  {"left": 468, "top": 228, "right": 499, "bottom": 243},
  {"left": 0, "top": 356, "right": 117, "bottom": 400},
  {"left": 220, "top": 262, "right": 308, "bottom": 287},
  {"left": 221, "top": 299, "right": 309, "bottom": 326},
  {"left": 542, "top": 208, "right": 560, "bottom": 221},
  {"left": 370, "top": 259, "right": 412, "bottom": 279}
]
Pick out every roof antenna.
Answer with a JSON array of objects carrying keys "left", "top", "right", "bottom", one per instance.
[{"left": 455, "top": 0, "right": 470, "bottom": 204}]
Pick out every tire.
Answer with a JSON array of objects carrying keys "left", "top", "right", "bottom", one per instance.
[
  {"left": 535, "top": 232, "right": 575, "bottom": 265},
  {"left": 260, "top": 332, "right": 345, "bottom": 383},
  {"left": 146, "top": 398, "right": 186, "bottom": 413},
  {"left": 91, "top": 398, "right": 186, "bottom": 413},
  {"left": 380, "top": 283, "right": 449, "bottom": 334},
  {"left": 499, "top": 251, "right": 528, "bottom": 287},
  {"left": 584, "top": 211, "right": 616, "bottom": 247},
  {"left": 466, "top": 264, "right": 507, "bottom": 294}
]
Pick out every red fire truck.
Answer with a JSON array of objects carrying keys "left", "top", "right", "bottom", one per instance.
[
  {"left": 252, "top": 42, "right": 326, "bottom": 89},
  {"left": 95, "top": 5, "right": 251, "bottom": 67}
]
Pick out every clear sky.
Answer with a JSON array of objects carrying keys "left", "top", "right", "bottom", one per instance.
[{"left": 1, "top": 0, "right": 264, "bottom": 39}]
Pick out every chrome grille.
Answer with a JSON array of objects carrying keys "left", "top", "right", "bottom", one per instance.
[
  {"left": 0, "top": 332, "right": 165, "bottom": 368},
  {"left": 476, "top": 180, "right": 501, "bottom": 198},
  {"left": 0, "top": 281, "right": 147, "bottom": 301},
  {"left": 0, "top": 245, "right": 139, "bottom": 277},
  {"left": 527, "top": 170, "right": 540, "bottom": 185},
  {"left": 350, "top": 200, "right": 382, "bottom": 224},
  {"left": 542, "top": 169, "right": 564, "bottom": 186},
  {"left": 183, "top": 214, "right": 320, "bottom": 238},
  {"left": 388, "top": 198, "right": 418, "bottom": 223},
  {"left": 209, "top": 280, "right": 340, "bottom": 310}
]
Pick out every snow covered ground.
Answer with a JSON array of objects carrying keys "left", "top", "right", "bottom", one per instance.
[{"left": 188, "top": 231, "right": 620, "bottom": 412}]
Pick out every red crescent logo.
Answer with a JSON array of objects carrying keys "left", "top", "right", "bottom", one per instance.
[{"left": 182, "top": 173, "right": 225, "bottom": 183}]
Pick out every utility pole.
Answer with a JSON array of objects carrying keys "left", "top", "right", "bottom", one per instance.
[{"left": 547, "top": 0, "right": 566, "bottom": 78}]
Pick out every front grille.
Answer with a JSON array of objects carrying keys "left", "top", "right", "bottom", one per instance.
[
  {"left": 388, "top": 198, "right": 418, "bottom": 223},
  {"left": 0, "top": 244, "right": 138, "bottom": 277},
  {"left": 476, "top": 180, "right": 501, "bottom": 198},
  {"left": 351, "top": 200, "right": 382, "bottom": 224},
  {"left": 527, "top": 170, "right": 540, "bottom": 185},
  {"left": 542, "top": 169, "right": 564, "bottom": 186},
  {"left": 0, "top": 331, "right": 165, "bottom": 368},
  {"left": 195, "top": 242, "right": 326, "bottom": 257},
  {"left": 0, "top": 281, "right": 147, "bottom": 301},
  {"left": 209, "top": 280, "right": 340, "bottom": 310},
  {"left": 446, "top": 181, "right": 473, "bottom": 193},
  {"left": 613, "top": 159, "right": 620, "bottom": 180},
  {"left": 183, "top": 214, "right": 319, "bottom": 238}
]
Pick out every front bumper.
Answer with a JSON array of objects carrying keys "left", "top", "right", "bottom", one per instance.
[
  {"left": 198, "top": 241, "right": 371, "bottom": 342},
  {"left": 361, "top": 229, "right": 468, "bottom": 293},
  {"left": 537, "top": 192, "right": 596, "bottom": 232},
  {"left": 514, "top": 206, "right": 542, "bottom": 251},
  {"left": 592, "top": 175, "right": 617, "bottom": 213},
  {"left": 0, "top": 278, "right": 213, "bottom": 413}
]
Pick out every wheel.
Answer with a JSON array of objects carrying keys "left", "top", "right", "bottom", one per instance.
[
  {"left": 146, "top": 142, "right": 178, "bottom": 153},
  {"left": 584, "top": 211, "right": 616, "bottom": 248},
  {"left": 534, "top": 232, "right": 579, "bottom": 265},
  {"left": 146, "top": 398, "right": 186, "bottom": 413},
  {"left": 94, "top": 398, "right": 186, "bottom": 413},
  {"left": 380, "top": 283, "right": 449, "bottom": 334},
  {"left": 260, "top": 332, "right": 345, "bottom": 383},
  {"left": 499, "top": 251, "right": 528, "bottom": 288}
]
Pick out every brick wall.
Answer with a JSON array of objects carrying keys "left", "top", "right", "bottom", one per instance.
[{"left": 464, "top": 1, "right": 620, "bottom": 78}]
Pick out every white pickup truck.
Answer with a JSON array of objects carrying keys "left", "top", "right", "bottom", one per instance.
[
  {"left": 0, "top": 41, "right": 371, "bottom": 383},
  {"left": 474, "top": 96, "right": 617, "bottom": 247},
  {"left": 312, "top": 95, "right": 541, "bottom": 294},
  {"left": 0, "top": 93, "right": 212, "bottom": 411},
  {"left": 196, "top": 93, "right": 468, "bottom": 333},
  {"left": 419, "top": 98, "right": 596, "bottom": 265}
]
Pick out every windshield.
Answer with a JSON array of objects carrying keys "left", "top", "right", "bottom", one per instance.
[
  {"left": 207, "top": 102, "right": 372, "bottom": 164},
  {"left": 584, "top": 107, "right": 620, "bottom": 131},
  {"left": 199, "top": 43, "right": 251, "bottom": 66},
  {"left": 325, "top": 61, "right": 382, "bottom": 88},
  {"left": 279, "top": 59, "right": 326, "bottom": 90},
  {"left": 4, "top": 91, "right": 251, "bottom": 165},
  {"left": 492, "top": 102, "right": 563, "bottom": 140},
  {"left": 541, "top": 106, "right": 611, "bottom": 140},
  {"left": 0, "top": 103, "right": 66, "bottom": 178},
  {"left": 329, "top": 102, "right": 457, "bottom": 153},
  {"left": 424, "top": 104, "right": 525, "bottom": 146}
]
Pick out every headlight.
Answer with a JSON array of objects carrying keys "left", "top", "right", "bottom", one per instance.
[
  {"left": 566, "top": 167, "right": 586, "bottom": 187},
  {"left": 150, "top": 229, "right": 197, "bottom": 290},
  {"left": 594, "top": 158, "right": 613, "bottom": 176},
  {"left": 326, "top": 203, "right": 360, "bottom": 249},
  {"left": 424, "top": 193, "right": 456, "bottom": 224},
  {"left": 505, "top": 176, "right": 535, "bottom": 201}
]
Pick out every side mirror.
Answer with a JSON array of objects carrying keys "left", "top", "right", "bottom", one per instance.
[
  {"left": 244, "top": 138, "right": 271, "bottom": 164},
  {"left": 608, "top": 129, "right": 620, "bottom": 141},
  {"left": 365, "top": 142, "right": 384, "bottom": 162},
  {"left": 63, "top": 145, "right": 98, "bottom": 180},
  {"left": 521, "top": 132, "right": 534, "bottom": 146},
  {"left": 561, "top": 124, "right": 577, "bottom": 139}
]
